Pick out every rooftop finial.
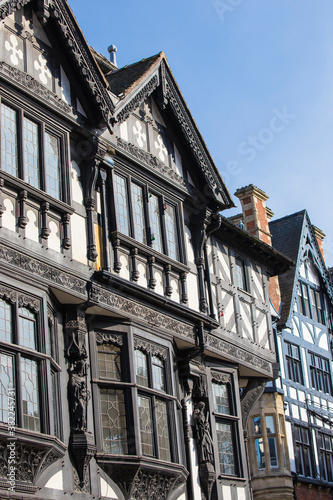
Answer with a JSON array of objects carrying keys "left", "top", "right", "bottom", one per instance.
[{"left": 108, "top": 44, "right": 117, "bottom": 67}]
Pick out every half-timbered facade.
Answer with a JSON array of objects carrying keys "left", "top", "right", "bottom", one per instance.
[{"left": 0, "top": 2, "right": 291, "bottom": 499}]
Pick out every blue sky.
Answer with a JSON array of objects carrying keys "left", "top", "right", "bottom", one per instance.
[{"left": 68, "top": 0, "right": 333, "bottom": 266}]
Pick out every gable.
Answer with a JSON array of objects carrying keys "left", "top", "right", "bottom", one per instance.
[
  {"left": 0, "top": 0, "right": 114, "bottom": 129},
  {"left": 108, "top": 56, "right": 233, "bottom": 210}
]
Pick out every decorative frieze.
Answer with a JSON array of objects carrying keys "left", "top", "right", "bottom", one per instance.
[
  {"left": 96, "top": 332, "right": 123, "bottom": 346},
  {"left": 116, "top": 75, "right": 159, "bottom": 123},
  {"left": 89, "top": 284, "right": 195, "bottom": 340},
  {"left": 0, "top": 0, "right": 31, "bottom": 19},
  {"left": 211, "top": 371, "right": 230, "bottom": 385},
  {"left": 134, "top": 336, "right": 167, "bottom": 360},
  {"left": 117, "top": 137, "right": 186, "bottom": 187}
]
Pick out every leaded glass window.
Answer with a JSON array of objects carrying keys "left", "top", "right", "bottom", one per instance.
[
  {"left": 149, "top": 193, "right": 163, "bottom": 253},
  {"left": 165, "top": 204, "right": 178, "bottom": 261},
  {"left": 0, "top": 299, "right": 12, "bottom": 343},
  {"left": 21, "top": 357, "right": 40, "bottom": 431},
  {"left": 216, "top": 422, "right": 235, "bottom": 475},
  {"left": 23, "top": 117, "right": 40, "bottom": 189},
  {"left": 1, "top": 103, "right": 18, "bottom": 177},
  {"left": 98, "top": 343, "right": 122, "bottom": 381},
  {"left": 235, "top": 257, "right": 248, "bottom": 291},
  {"left": 138, "top": 395, "right": 154, "bottom": 456},
  {"left": 45, "top": 132, "right": 61, "bottom": 199},
  {"left": 19, "top": 307, "right": 36, "bottom": 350},
  {"left": 156, "top": 399, "right": 170, "bottom": 461},
  {"left": 0, "top": 353, "right": 14, "bottom": 424},
  {"left": 131, "top": 182, "right": 146, "bottom": 244},
  {"left": 135, "top": 349, "right": 149, "bottom": 387},
  {"left": 114, "top": 174, "right": 130, "bottom": 236},
  {"left": 152, "top": 355, "right": 165, "bottom": 392},
  {"left": 100, "top": 389, "right": 127, "bottom": 454},
  {"left": 212, "top": 382, "right": 230, "bottom": 415}
]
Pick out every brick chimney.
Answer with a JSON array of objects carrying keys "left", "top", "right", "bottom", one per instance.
[
  {"left": 234, "top": 184, "right": 281, "bottom": 313},
  {"left": 312, "top": 225, "right": 326, "bottom": 263}
]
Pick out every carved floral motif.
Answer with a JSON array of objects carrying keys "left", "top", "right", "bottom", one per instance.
[
  {"left": 134, "top": 336, "right": 167, "bottom": 360},
  {"left": 96, "top": 331, "right": 123, "bottom": 346},
  {"left": 116, "top": 75, "right": 159, "bottom": 123}
]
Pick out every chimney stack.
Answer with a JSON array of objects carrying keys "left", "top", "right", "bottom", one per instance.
[
  {"left": 312, "top": 225, "right": 326, "bottom": 263},
  {"left": 234, "top": 184, "right": 281, "bottom": 313}
]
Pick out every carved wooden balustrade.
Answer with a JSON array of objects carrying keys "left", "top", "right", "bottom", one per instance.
[{"left": 0, "top": 171, "right": 74, "bottom": 254}]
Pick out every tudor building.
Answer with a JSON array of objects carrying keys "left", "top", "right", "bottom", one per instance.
[{"left": 0, "top": 2, "right": 291, "bottom": 499}]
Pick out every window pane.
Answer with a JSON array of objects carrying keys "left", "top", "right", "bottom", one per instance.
[
  {"left": 254, "top": 417, "right": 261, "bottom": 435},
  {"left": 156, "top": 399, "right": 170, "bottom": 461},
  {"left": 0, "top": 353, "right": 14, "bottom": 424},
  {"left": 165, "top": 204, "right": 178, "bottom": 261},
  {"left": 23, "top": 117, "right": 40, "bottom": 189},
  {"left": 45, "top": 132, "right": 61, "bottom": 199},
  {"left": 131, "top": 183, "right": 146, "bottom": 244},
  {"left": 21, "top": 357, "right": 40, "bottom": 432},
  {"left": 268, "top": 437, "right": 278, "bottom": 467},
  {"left": 138, "top": 395, "right": 154, "bottom": 456},
  {"left": 0, "top": 299, "right": 12, "bottom": 343},
  {"left": 114, "top": 174, "right": 130, "bottom": 236},
  {"left": 134, "top": 349, "right": 148, "bottom": 387},
  {"left": 1, "top": 103, "right": 18, "bottom": 177},
  {"left": 236, "top": 257, "right": 247, "bottom": 290},
  {"left": 51, "top": 371, "right": 61, "bottom": 439},
  {"left": 98, "top": 343, "right": 122, "bottom": 380},
  {"left": 265, "top": 416, "right": 275, "bottom": 434},
  {"left": 152, "top": 355, "right": 165, "bottom": 391},
  {"left": 148, "top": 193, "right": 163, "bottom": 253},
  {"left": 212, "top": 382, "right": 230, "bottom": 415},
  {"left": 19, "top": 308, "right": 36, "bottom": 350},
  {"left": 256, "top": 437, "right": 265, "bottom": 469},
  {"left": 100, "top": 388, "right": 127, "bottom": 454},
  {"left": 216, "top": 421, "right": 236, "bottom": 475}
]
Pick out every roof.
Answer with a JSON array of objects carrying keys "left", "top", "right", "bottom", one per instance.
[{"left": 106, "top": 53, "right": 163, "bottom": 98}]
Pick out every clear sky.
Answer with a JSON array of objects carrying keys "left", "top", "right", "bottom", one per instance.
[{"left": 68, "top": 0, "right": 333, "bottom": 266}]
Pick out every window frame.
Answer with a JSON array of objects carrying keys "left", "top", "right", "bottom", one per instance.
[
  {"left": 285, "top": 341, "right": 303, "bottom": 384},
  {"left": 308, "top": 352, "right": 332, "bottom": 395},
  {"left": 111, "top": 167, "right": 184, "bottom": 263},
  {"left": 209, "top": 370, "right": 243, "bottom": 479},
  {"left": 0, "top": 288, "right": 62, "bottom": 438},
  {"left": 0, "top": 93, "right": 70, "bottom": 204},
  {"left": 318, "top": 431, "right": 333, "bottom": 482},
  {"left": 294, "top": 424, "right": 314, "bottom": 478},
  {"left": 235, "top": 255, "right": 249, "bottom": 292}
]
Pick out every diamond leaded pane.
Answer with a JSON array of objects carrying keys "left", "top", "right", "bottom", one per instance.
[
  {"left": 0, "top": 353, "right": 14, "bottom": 424},
  {"left": 1, "top": 103, "right": 18, "bottom": 177},
  {"left": 131, "top": 182, "right": 146, "bottom": 244},
  {"left": 21, "top": 357, "right": 40, "bottom": 431},
  {"left": 152, "top": 355, "right": 165, "bottom": 391},
  {"left": 114, "top": 174, "right": 130, "bottom": 236},
  {"left": 23, "top": 117, "right": 40, "bottom": 189},
  {"left": 165, "top": 204, "right": 178, "bottom": 261},
  {"left": 98, "top": 343, "right": 122, "bottom": 380},
  {"left": 138, "top": 395, "right": 154, "bottom": 456},
  {"left": 156, "top": 398, "right": 170, "bottom": 461},
  {"left": 216, "top": 421, "right": 235, "bottom": 475},
  {"left": 45, "top": 132, "right": 61, "bottom": 199},
  {"left": 19, "top": 308, "right": 36, "bottom": 350},
  {"left": 0, "top": 299, "right": 12, "bottom": 343},
  {"left": 148, "top": 193, "right": 163, "bottom": 253},
  {"left": 212, "top": 382, "right": 230, "bottom": 415},
  {"left": 100, "top": 388, "right": 127, "bottom": 454}
]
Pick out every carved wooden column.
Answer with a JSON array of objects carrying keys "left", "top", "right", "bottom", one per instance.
[
  {"left": 131, "top": 247, "right": 139, "bottom": 281},
  {"left": 164, "top": 263, "right": 173, "bottom": 296},
  {"left": 18, "top": 189, "right": 28, "bottom": 231},
  {"left": 148, "top": 255, "right": 156, "bottom": 289},
  {"left": 61, "top": 212, "right": 71, "bottom": 251},
  {"left": 180, "top": 271, "right": 188, "bottom": 304},
  {"left": 64, "top": 306, "right": 96, "bottom": 491},
  {"left": 40, "top": 201, "right": 50, "bottom": 242}
]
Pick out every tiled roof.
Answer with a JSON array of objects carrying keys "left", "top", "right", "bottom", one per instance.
[
  {"left": 106, "top": 53, "right": 163, "bottom": 98},
  {"left": 269, "top": 210, "right": 306, "bottom": 326}
]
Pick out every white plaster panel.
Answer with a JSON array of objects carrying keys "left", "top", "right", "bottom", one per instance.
[
  {"left": 311, "top": 428, "right": 320, "bottom": 477},
  {"left": 137, "top": 262, "right": 147, "bottom": 288},
  {"left": 256, "top": 309, "right": 269, "bottom": 349},
  {"left": 170, "top": 278, "right": 180, "bottom": 303},
  {"left": 100, "top": 477, "right": 118, "bottom": 498},
  {"left": 26, "top": 208, "right": 39, "bottom": 242},
  {"left": 251, "top": 262, "right": 264, "bottom": 302},
  {"left": 291, "top": 404, "right": 299, "bottom": 419},
  {"left": 302, "top": 322, "right": 314, "bottom": 344},
  {"left": 70, "top": 161, "right": 84, "bottom": 204},
  {"left": 237, "top": 485, "right": 246, "bottom": 500},
  {"left": 48, "top": 219, "right": 61, "bottom": 252},
  {"left": 70, "top": 213, "right": 87, "bottom": 264},
  {"left": 220, "top": 289, "right": 236, "bottom": 333},
  {"left": 119, "top": 254, "right": 130, "bottom": 280},
  {"left": 60, "top": 66, "right": 71, "bottom": 104},
  {"left": 284, "top": 403, "right": 290, "bottom": 417},
  {"left": 187, "top": 272, "right": 199, "bottom": 312},
  {"left": 45, "top": 471, "right": 63, "bottom": 490},
  {"left": 175, "top": 495, "right": 186, "bottom": 500},
  {"left": 286, "top": 421, "right": 295, "bottom": 472},
  {"left": 308, "top": 260, "right": 320, "bottom": 286},
  {"left": 2, "top": 197, "right": 16, "bottom": 231},
  {"left": 215, "top": 241, "right": 231, "bottom": 283},
  {"left": 206, "top": 240, "right": 214, "bottom": 274},
  {"left": 313, "top": 396, "right": 320, "bottom": 405},
  {"left": 299, "top": 262, "right": 306, "bottom": 279},
  {"left": 184, "top": 225, "right": 195, "bottom": 264},
  {"left": 289, "top": 387, "right": 297, "bottom": 400},
  {"left": 300, "top": 348, "right": 309, "bottom": 387},
  {"left": 239, "top": 300, "right": 253, "bottom": 341},
  {"left": 298, "top": 390, "right": 305, "bottom": 403},
  {"left": 119, "top": 121, "right": 128, "bottom": 142},
  {"left": 329, "top": 401, "right": 333, "bottom": 411},
  {"left": 300, "top": 407, "right": 308, "bottom": 422},
  {"left": 173, "top": 144, "right": 183, "bottom": 178},
  {"left": 222, "top": 485, "right": 231, "bottom": 500},
  {"left": 154, "top": 269, "right": 164, "bottom": 296},
  {"left": 318, "top": 332, "right": 329, "bottom": 350}
]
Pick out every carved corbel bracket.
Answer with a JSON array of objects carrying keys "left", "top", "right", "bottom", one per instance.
[
  {"left": 69, "top": 431, "right": 96, "bottom": 491},
  {"left": 240, "top": 377, "right": 267, "bottom": 429}
]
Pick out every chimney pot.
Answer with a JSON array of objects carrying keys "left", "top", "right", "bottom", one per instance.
[{"left": 108, "top": 44, "right": 117, "bottom": 67}]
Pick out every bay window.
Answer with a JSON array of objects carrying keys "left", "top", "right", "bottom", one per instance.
[
  {"left": 0, "top": 99, "right": 67, "bottom": 202},
  {"left": 113, "top": 171, "right": 181, "bottom": 262}
]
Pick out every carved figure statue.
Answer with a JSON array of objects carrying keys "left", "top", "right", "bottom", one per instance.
[
  {"left": 70, "top": 359, "right": 90, "bottom": 431},
  {"left": 193, "top": 401, "right": 214, "bottom": 465}
]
